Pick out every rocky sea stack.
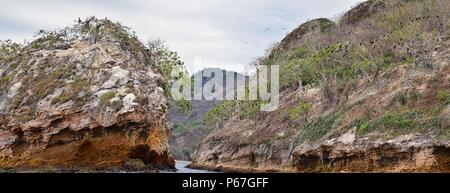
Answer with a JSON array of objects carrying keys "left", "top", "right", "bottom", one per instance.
[{"left": 0, "top": 17, "right": 175, "bottom": 171}]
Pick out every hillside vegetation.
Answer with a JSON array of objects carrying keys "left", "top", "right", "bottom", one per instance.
[{"left": 191, "top": 0, "right": 450, "bottom": 172}]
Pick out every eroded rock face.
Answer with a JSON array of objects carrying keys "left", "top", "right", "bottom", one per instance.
[
  {"left": 0, "top": 18, "right": 174, "bottom": 171},
  {"left": 293, "top": 134, "right": 450, "bottom": 172}
]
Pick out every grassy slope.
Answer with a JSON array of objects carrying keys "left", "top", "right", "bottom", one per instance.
[{"left": 203, "top": 0, "right": 450, "bottom": 144}]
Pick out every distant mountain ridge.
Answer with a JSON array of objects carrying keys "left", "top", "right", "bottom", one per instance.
[{"left": 169, "top": 68, "right": 247, "bottom": 160}]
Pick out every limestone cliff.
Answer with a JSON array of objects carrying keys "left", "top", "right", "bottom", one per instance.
[
  {"left": 190, "top": 0, "right": 450, "bottom": 172},
  {"left": 0, "top": 18, "right": 174, "bottom": 171}
]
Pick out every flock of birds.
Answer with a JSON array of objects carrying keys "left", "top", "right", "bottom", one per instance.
[{"left": 243, "top": 27, "right": 288, "bottom": 45}]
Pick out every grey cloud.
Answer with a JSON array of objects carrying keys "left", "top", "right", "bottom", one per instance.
[{"left": 0, "top": 0, "right": 362, "bottom": 73}]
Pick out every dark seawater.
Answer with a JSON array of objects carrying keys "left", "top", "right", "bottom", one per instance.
[
  {"left": 175, "top": 160, "right": 219, "bottom": 173},
  {"left": 0, "top": 161, "right": 218, "bottom": 173}
]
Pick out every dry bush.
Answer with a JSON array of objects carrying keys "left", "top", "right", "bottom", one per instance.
[{"left": 265, "top": 0, "right": 449, "bottom": 92}]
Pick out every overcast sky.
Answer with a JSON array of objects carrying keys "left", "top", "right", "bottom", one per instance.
[{"left": 0, "top": 0, "right": 362, "bottom": 74}]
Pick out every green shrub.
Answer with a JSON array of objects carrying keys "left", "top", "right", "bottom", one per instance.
[
  {"left": 175, "top": 97, "right": 192, "bottom": 114},
  {"left": 110, "top": 100, "right": 124, "bottom": 111},
  {"left": 10, "top": 97, "right": 22, "bottom": 109},
  {"left": 17, "top": 113, "right": 33, "bottom": 122},
  {"left": 298, "top": 108, "right": 346, "bottom": 143},
  {"left": 204, "top": 100, "right": 237, "bottom": 128},
  {"left": 99, "top": 91, "right": 116, "bottom": 107},
  {"left": 172, "top": 124, "right": 190, "bottom": 136},
  {"left": 172, "top": 121, "right": 203, "bottom": 136},
  {"left": 382, "top": 112, "right": 416, "bottom": 130},
  {"left": 293, "top": 46, "right": 309, "bottom": 58},
  {"left": 289, "top": 101, "right": 313, "bottom": 121},
  {"left": 238, "top": 100, "right": 266, "bottom": 120},
  {"left": 319, "top": 20, "right": 334, "bottom": 32},
  {"left": 134, "top": 95, "right": 149, "bottom": 105},
  {"left": 355, "top": 111, "right": 420, "bottom": 136},
  {"left": 51, "top": 79, "right": 89, "bottom": 105},
  {"left": 437, "top": 90, "right": 450, "bottom": 104},
  {"left": 0, "top": 70, "right": 17, "bottom": 89},
  {"left": 34, "top": 69, "right": 66, "bottom": 99},
  {"left": 51, "top": 94, "right": 70, "bottom": 104},
  {"left": 9, "top": 62, "right": 19, "bottom": 70},
  {"left": 31, "top": 31, "right": 62, "bottom": 49},
  {"left": 262, "top": 138, "right": 274, "bottom": 145},
  {"left": 0, "top": 40, "right": 22, "bottom": 60},
  {"left": 391, "top": 91, "right": 408, "bottom": 106},
  {"left": 409, "top": 89, "right": 421, "bottom": 102},
  {"left": 98, "top": 91, "right": 124, "bottom": 111},
  {"left": 280, "top": 58, "right": 320, "bottom": 88},
  {"left": 389, "top": 89, "right": 422, "bottom": 107}
]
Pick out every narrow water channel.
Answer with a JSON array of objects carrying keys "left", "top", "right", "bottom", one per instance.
[{"left": 175, "top": 160, "right": 218, "bottom": 173}]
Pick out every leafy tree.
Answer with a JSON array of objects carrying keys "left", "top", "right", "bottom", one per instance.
[
  {"left": 289, "top": 101, "right": 313, "bottom": 122},
  {"left": 147, "top": 39, "right": 191, "bottom": 113},
  {"left": 0, "top": 40, "right": 22, "bottom": 61}
]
